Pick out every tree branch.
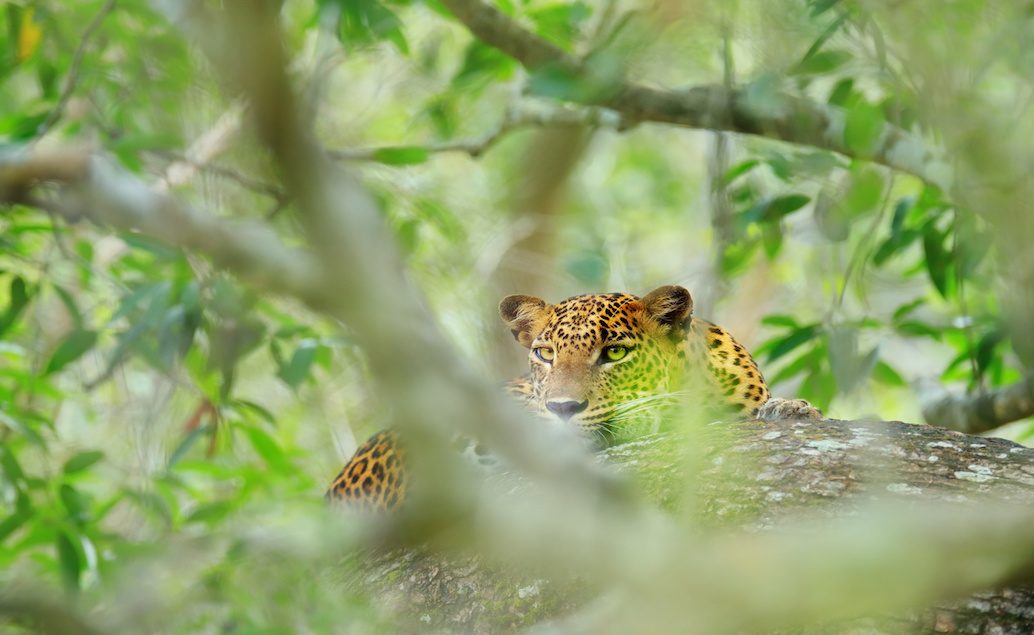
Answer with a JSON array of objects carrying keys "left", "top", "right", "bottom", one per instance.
[
  {"left": 436, "top": 0, "right": 953, "bottom": 191},
  {"left": 0, "top": 148, "right": 328, "bottom": 307},
  {"left": 919, "top": 375, "right": 1034, "bottom": 434},
  {"left": 325, "top": 103, "right": 621, "bottom": 162}
]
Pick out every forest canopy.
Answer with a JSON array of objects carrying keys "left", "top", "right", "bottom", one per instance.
[{"left": 3, "top": 0, "right": 1034, "bottom": 632}]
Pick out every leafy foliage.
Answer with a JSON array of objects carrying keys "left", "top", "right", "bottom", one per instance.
[{"left": 0, "top": 0, "right": 1030, "bottom": 631}]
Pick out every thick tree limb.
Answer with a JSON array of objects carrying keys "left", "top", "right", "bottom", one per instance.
[
  {"left": 436, "top": 0, "right": 953, "bottom": 192},
  {"left": 920, "top": 376, "right": 1034, "bottom": 434},
  {"left": 358, "top": 416, "right": 1034, "bottom": 634}
]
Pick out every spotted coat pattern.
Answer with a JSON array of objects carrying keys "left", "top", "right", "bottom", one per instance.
[{"left": 325, "top": 430, "right": 407, "bottom": 511}]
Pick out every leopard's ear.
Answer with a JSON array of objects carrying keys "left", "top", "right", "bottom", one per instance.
[
  {"left": 499, "top": 294, "right": 549, "bottom": 348},
  {"left": 641, "top": 285, "right": 693, "bottom": 332}
]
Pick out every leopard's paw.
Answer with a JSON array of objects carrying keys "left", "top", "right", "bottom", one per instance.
[{"left": 757, "top": 397, "right": 823, "bottom": 422}]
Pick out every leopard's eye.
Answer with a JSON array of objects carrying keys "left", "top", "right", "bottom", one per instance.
[
  {"left": 534, "top": 347, "right": 555, "bottom": 363},
  {"left": 602, "top": 345, "right": 629, "bottom": 363}
]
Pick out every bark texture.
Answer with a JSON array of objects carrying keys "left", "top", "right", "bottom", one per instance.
[{"left": 355, "top": 417, "right": 1034, "bottom": 634}]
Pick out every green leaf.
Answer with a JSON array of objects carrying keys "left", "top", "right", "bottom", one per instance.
[
  {"left": 0, "top": 408, "right": 44, "bottom": 446},
  {"left": 59, "top": 484, "right": 92, "bottom": 524},
  {"left": 892, "top": 298, "right": 925, "bottom": 321},
  {"left": 451, "top": 41, "right": 515, "bottom": 87},
  {"left": 277, "top": 343, "right": 316, "bottom": 388},
  {"left": 770, "top": 348, "right": 820, "bottom": 387},
  {"left": 186, "top": 501, "right": 235, "bottom": 525},
  {"left": 372, "top": 146, "right": 429, "bottom": 165},
  {"left": 922, "top": 224, "right": 951, "bottom": 298},
  {"left": 760, "top": 222, "right": 783, "bottom": 259},
  {"left": 827, "top": 78, "right": 857, "bottom": 107},
  {"left": 799, "top": 13, "right": 851, "bottom": 67},
  {"left": 742, "top": 194, "right": 811, "bottom": 226},
  {"left": 0, "top": 445, "right": 26, "bottom": 483},
  {"left": 527, "top": 62, "right": 590, "bottom": 101},
  {"left": 873, "top": 361, "right": 907, "bottom": 386},
  {"left": 793, "top": 50, "right": 851, "bottom": 75},
  {"left": 63, "top": 450, "right": 104, "bottom": 475},
  {"left": 51, "top": 284, "right": 84, "bottom": 329},
  {"left": 528, "top": 2, "right": 591, "bottom": 49},
  {"left": 975, "top": 328, "right": 1005, "bottom": 377},
  {"left": 0, "top": 276, "right": 31, "bottom": 338},
  {"left": 331, "top": 0, "right": 410, "bottom": 54},
  {"left": 45, "top": 329, "right": 97, "bottom": 374},
  {"left": 799, "top": 366, "right": 837, "bottom": 410},
  {"left": 895, "top": 320, "right": 943, "bottom": 340},
  {"left": 55, "top": 531, "right": 81, "bottom": 590},
  {"left": 761, "top": 315, "right": 799, "bottom": 328},
  {"left": 763, "top": 325, "right": 821, "bottom": 362},
  {"left": 843, "top": 101, "right": 885, "bottom": 154},
  {"left": 167, "top": 425, "right": 209, "bottom": 468},
  {"left": 242, "top": 425, "right": 294, "bottom": 474},
  {"left": 0, "top": 510, "right": 29, "bottom": 544},
  {"left": 123, "top": 489, "right": 173, "bottom": 526},
  {"left": 723, "top": 159, "right": 760, "bottom": 184},
  {"left": 809, "top": 0, "right": 843, "bottom": 16}
]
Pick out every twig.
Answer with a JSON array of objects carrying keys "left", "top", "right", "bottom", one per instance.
[
  {"left": 154, "top": 102, "right": 246, "bottom": 191},
  {"left": 325, "top": 104, "right": 621, "bottom": 162},
  {"left": 34, "top": 0, "right": 117, "bottom": 141},
  {"left": 149, "top": 149, "right": 287, "bottom": 202}
]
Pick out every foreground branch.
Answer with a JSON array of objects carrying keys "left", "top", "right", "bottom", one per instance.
[
  {"left": 920, "top": 375, "right": 1034, "bottom": 434},
  {"left": 436, "top": 0, "right": 953, "bottom": 191}
]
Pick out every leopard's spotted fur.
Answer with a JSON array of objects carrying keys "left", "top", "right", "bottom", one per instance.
[{"left": 325, "top": 285, "right": 815, "bottom": 509}]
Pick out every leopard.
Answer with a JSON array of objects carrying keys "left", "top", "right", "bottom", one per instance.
[{"left": 325, "top": 285, "right": 819, "bottom": 510}]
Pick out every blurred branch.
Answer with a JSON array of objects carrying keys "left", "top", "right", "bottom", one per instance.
[
  {"left": 698, "top": 24, "right": 736, "bottom": 316},
  {"left": 154, "top": 102, "right": 247, "bottom": 192},
  {"left": 150, "top": 149, "right": 287, "bottom": 203},
  {"left": 34, "top": 0, "right": 117, "bottom": 141},
  {"left": 919, "top": 375, "right": 1034, "bottom": 434},
  {"left": 0, "top": 592, "right": 104, "bottom": 635},
  {"left": 326, "top": 103, "right": 619, "bottom": 161},
  {"left": 436, "top": 0, "right": 953, "bottom": 192},
  {"left": 0, "top": 148, "right": 328, "bottom": 305}
]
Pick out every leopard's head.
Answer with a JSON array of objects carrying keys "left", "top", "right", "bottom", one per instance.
[{"left": 499, "top": 285, "right": 693, "bottom": 432}]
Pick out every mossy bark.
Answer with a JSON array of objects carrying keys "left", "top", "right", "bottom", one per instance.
[{"left": 355, "top": 417, "right": 1034, "bottom": 633}]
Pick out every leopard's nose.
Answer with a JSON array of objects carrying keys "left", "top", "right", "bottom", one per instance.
[{"left": 545, "top": 399, "right": 589, "bottom": 420}]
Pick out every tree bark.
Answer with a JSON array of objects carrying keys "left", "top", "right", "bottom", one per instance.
[{"left": 354, "top": 416, "right": 1034, "bottom": 634}]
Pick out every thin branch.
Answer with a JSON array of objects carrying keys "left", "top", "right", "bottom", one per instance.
[
  {"left": 920, "top": 375, "right": 1034, "bottom": 434},
  {"left": 435, "top": 0, "right": 954, "bottom": 192},
  {"left": 34, "top": 0, "right": 117, "bottom": 141},
  {"left": 325, "top": 104, "right": 621, "bottom": 162},
  {"left": 149, "top": 149, "right": 287, "bottom": 202},
  {"left": 154, "top": 101, "right": 246, "bottom": 191}
]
